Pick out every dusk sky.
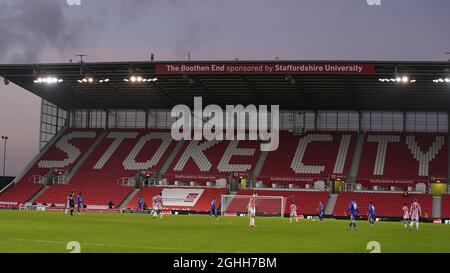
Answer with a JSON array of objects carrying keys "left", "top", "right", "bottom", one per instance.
[{"left": 1, "top": 0, "right": 450, "bottom": 176}]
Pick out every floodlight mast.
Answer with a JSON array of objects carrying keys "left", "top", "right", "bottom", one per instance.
[
  {"left": 76, "top": 54, "right": 87, "bottom": 75},
  {"left": 76, "top": 54, "right": 87, "bottom": 63}
]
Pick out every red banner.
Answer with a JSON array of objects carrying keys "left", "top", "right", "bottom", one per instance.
[
  {"left": 141, "top": 170, "right": 155, "bottom": 176},
  {"left": 155, "top": 63, "right": 375, "bottom": 75},
  {"left": 330, "top": 174, "right": 347, "bottom": 180},
  {"left": 430, "top": 176, "right": 447, "bottom": 183},
  {"left": 258, "top": 176, "right": 325, "bottom": 184},
  {"left": 233, "top": 172, "right": 249, "bottom": 178},
  {"left": 357, "top": 178, "right": 426, "bottom": 185}
]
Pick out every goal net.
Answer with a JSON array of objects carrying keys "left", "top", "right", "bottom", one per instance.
[{"left": 221, "top": 194, "right": 287, "bottom": 218}]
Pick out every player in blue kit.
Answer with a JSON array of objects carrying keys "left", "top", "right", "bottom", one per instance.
[
  {"left": 368, "top": 202, "right": 376, "bottom": 227},
  {"left": 316, "top": 201, "right": 324, "bottom": 221},
  {"left": 347, "top": 199, "right": 358, "bottom": 231},
  {"left": 76, "top": 193, "right": 83, "bottom": 214},
  {"left": 137, "top": 195, "right": 144, "bottom": 212},
  {"left": 209, "top": 197, "right": 218, "bottom": 220}
]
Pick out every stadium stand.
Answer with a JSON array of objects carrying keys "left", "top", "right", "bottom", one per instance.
[
  {"left": 257, "top": 131, "right": 356, "bottom": 187},
  {"left": 225, "top": 189, "right": 330, "bottom": 215},
  {"left": 1, "top": 60, "right": 450, "bottom": 221},
  {"left": 333, "top": 191, "right": 433, "bottom": 218},
  {"left": 441, "top": 194, "right": 450, "bottom": 219},
  {"left": 36, "top": 129, "right": 177, "bottom": 206},
  {"left": 126, "top": 186, "right": 229, "bottom": 212},
  {"left": 0, "top": 129, "right": 99, "bottom": 204},
  {"left": 357, "top": 133, "right": 448, "bottom": 190},
  {"left": 1, "top": 128, "right": 443, "bottom": 218},
  {"left": 164, "top": 139, "right": 262, "bottom": 184}
]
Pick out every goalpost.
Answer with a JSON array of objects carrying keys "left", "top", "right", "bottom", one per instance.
[{"left": 220, "top": 194, "right": 287, "bottom": 218}]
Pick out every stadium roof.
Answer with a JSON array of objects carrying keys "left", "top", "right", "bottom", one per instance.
[{"left": 0, "top": 60, "right": 449, "bottom": 112}]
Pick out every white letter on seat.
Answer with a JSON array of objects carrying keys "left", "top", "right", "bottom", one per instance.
[
  {"left": 38, "top": 131, "right": 96, "bottom": 168},
  {"left": 217, "top": 140, "right": 255, "bottom": 172},
  {"left": 367, "top": 135, "right": 400, "bottom": 175},
  {"left": 173, "top": 140, "right": 220, "bottom": 172},
  {"left": 332, "top": 135, "right": 352, "bottom": 174},
  {"left": 93, "top": 132, "right": 138, "bottom": 169},
  {"left": 123, "top": 132, "right": 172, "bottom": 170},
  {"left": 405, "top": 135, "right": 445, "bottom": 177},
  {"left": 291, "top": 134, "right": 332, "bottom": 174}
]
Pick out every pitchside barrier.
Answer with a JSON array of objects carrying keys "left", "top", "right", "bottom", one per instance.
[
  {"left": 18, "top": 204, "right": 46, "bottom": 211},
  {"left": 221, "top": 195, "right": 292, "bottom": 217}
]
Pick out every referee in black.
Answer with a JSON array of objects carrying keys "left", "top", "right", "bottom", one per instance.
[{"left": 68, "top": 192, "right": 75, "bottom": 216}]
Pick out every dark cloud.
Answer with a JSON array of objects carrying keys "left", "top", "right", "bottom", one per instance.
[
  {"left": 0, "top": 0, "right": 88, "bottom": 63},
  {"left": 0, "top": 0, "right": 183, "bottom": 63},
  {"left": 117, "top": 0, "right": 178, "bottom": 23}
]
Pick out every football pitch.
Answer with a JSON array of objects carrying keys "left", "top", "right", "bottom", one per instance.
[{"left": 0, "top": 210, "right": 449, "bottom": 253}]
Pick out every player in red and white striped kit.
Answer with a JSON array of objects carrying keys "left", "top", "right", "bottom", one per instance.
[
  {"left": 152, "top": 192, "right": 164, "bottom": 219},
  {"left": 289, "top": 202, "right": 298, "bottom": 223},
  {"left": 409, "top": 199, "right": 422, "bottom": 231},
  {"left": 402, "top": 203, "right": 410, "bottom": 228},
  {"left": 248, "top": 193, "right": 257, "bottom": 227}
]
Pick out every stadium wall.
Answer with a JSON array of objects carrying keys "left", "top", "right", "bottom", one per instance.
[{"left": 67, "top": 109, "right": 448, "bottom": 133}]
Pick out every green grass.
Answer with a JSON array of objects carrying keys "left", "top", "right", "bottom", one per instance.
[{"left": 0, "top": 210, "right": 449, "bottom": 253}]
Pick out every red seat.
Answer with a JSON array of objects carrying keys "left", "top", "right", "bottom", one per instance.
[
  {"left": 258, "top": 131, "right": 356, "bottom": 187},
  {"left": 36, "top": 129, "right": 176, "bottom": 206},
  {"left": 0, "top": 129, "right": 99, "bottom": 204},
  {"left": 333, "top": 191, "right": 432, "bottom": 218},
  {"left": 441, "top": 194, "right": 450, "bottom": 219},
  {"left": 164, "top": 139, "right": 262, "bottom": 184},
  {"left": 357, "top": 133, "right": 448, "bottom": 190},
  {"left": 226, "top": 189, "right": 330, "bottom": 215},
  {"left": 127, "top": 186, "right": 229, "bottom": 212}
]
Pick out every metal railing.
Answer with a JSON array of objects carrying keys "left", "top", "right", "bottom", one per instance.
[
  {"left": 340, "top": 182, "right": 435, "bottom": 194},
  {"left": 118, "top": 177, "right": 135, "bottom": 187},
  {"left": 342, "top": 183, "right": 358, "bottom": 192},
  {"left": 53, "top": 176, "right": 69, "bottom": 185},
  {"left": 144, "top": 177, "right": 159, "bottom": 187},
  {"left": 19, "top": 204, "right": 46, "bottom": 211},
  {"left": 29, "top": 175, "right": 45, "bottom": 184}
]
